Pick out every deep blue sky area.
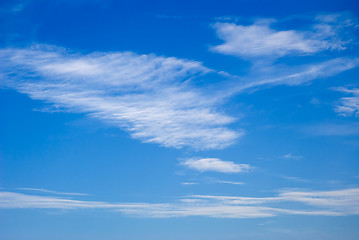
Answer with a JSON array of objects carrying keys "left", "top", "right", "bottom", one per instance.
[{"left": 1, "top": 0, "right": 359, "bottom": 239}]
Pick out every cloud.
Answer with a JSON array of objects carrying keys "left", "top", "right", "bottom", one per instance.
[
  {"left": 334, "top": 87, "right": 359, "bottom": 117},
  {"left": 211, "top": 13, "right": 355, "bottom": 59},
  {"left": 281, "top": 154, "right": 303, "bottom": 160},
  {"left": 1, "top": 188, "right": 359, "bottom": 218},
  {"left": 237, "top": 58, "right": 359, "bottom": 90},
  {"left": 181, "top": 182, "right": 197, "bottom": 185},
  {"left": 210, "top": 13, "right": 359, "bottom": 92},
  {"left": 16, "top": 188, "right": 88, "bottom": 196},
  {"left": 180, "top": 158, "right": 251, "bottom": 173},
  {"left": 303, "top": 122, "right": 359, "bottom": 136},
  {"left": 1, "top": 14, "right": 358, "bottom": 151},
  {"left": 215, "top": 180, "right": 245, "bottom": 185},
  {"left": 0, "top": 45, "right": 241, "bottom": 150},
  {"left": 280, "top": 176, "right": 310, "bottom": 183}
]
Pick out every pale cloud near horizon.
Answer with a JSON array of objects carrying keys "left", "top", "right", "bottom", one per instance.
[
  {"left": 16, "top": 188, "right": 88, "bottom": 196},
  {"left": 180, "top": 158, "right": 251, "bottom": 173},
  {"left": 1, "top": 188, "right": 359, "bottom": 218}
]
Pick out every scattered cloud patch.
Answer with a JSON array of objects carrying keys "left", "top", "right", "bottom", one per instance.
[
  {"left": 335, "top": 87, "right": 359, "bottom": 117},
  {"left": 211, "top": 13, "right": 355, "bottom": 59},
  {"left": 0, "top": 45, "right": 241, "bottom": 150},
  {"left": 180, "top": 158, "right": 251, "bottom": 173},
  {"left": 281, "top": 154, "right": 303, "bottom": 160},
  {"left": 1, "top": 188, "right": 359, "bottom": 218},
  {"left": 181, "top": 182, "right": 197, "bottom": 185},
  {"left": 215, "top": 180, "right": 245, "bottom": 185}
]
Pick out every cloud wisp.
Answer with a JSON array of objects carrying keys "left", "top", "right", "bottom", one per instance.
[
  {"left": 335, "top": 87, "right": 359, "bottom": 117},
  {"left": 215, "top": 180, "right": 245, "bottom": 185},
  {"left": 1, "top": 188, "right": 359, "bottom": 218},
  {"left": 211, "top": 13, "right": 359, "bottom": 93},
  {"left": 211, "top": 13, "right": 355, "bottom": 59},
  {"left": 0, "top": 45, "right": 240, "bottom": 150},
  {"left": 281, "top": 154, "right": 303, "bottom": 160},
  {"left": 16, "top": 188, "right": 88, "bottom": 196},
  {"left": 303, "top": 122, "right": 359, "bottom": 136},
  {"left": 180, "top": 158, "right": 251, "bottom": 173}
]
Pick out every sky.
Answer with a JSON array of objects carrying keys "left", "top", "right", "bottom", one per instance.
[{"left": 1, "top": 0, "right": 359, "bottom": 239}]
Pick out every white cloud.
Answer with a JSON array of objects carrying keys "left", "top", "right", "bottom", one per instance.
[
  {"left": 2, "top": 188, "right": 359, "bottom": 218},
  {"left": 210, "top": 14, "right": 359, "bottom": 92},
  {"left": 0, "top": 45, "right": 241, "bottom": 150},
  {"left": 335, "top": 87, "right": 359, "bottom": 117},
  {"left": 181, "top": 182, "right": 197, "bottom": 185},
  {"left": 280, "top": 176, "right": 310, "bottom": 183},
  {"left": 180, "top": 158, "right": 251, "bottom": 173},
  {"left": 211, "top": 13, "right": 354, "bottom": 59},
  {"left": 215, "top": 180, "right": 245, "bottom": 185},
  {"left": 16, "top": 188, "right": 88, "bottom": 196},
  {"left": 224, "top": 57, "right": 359, "bottom": 96},
  {"left": 303, "top": 122, "right": 359, "bottom": 136},
  {"left": 281, "top": 154, "right": 303, "bottom": 160}
]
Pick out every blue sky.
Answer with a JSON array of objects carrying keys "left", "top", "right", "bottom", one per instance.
[{"left": 1, "top": 0, "right": 359, "bottom": 239}]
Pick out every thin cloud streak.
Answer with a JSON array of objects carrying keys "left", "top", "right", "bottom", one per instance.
[
  {"left": 281, "top": 154, "right": 303, "bottom": 160},
  {"left": 231, "top": 57, "right": 359, "bottom": 94},
  {"left": 16, "top": 188, "right": 88, "bottom": 196},
  {"left": 303, "top": 122, "right": 359, "bottom": 136},
  {"left": 1, "top": 188, "right": 359, "bottom": 218},
  {"left": 215, "top": 180, "right": 245, "bottom": 185},
  {"left": 180, "top": 158, "right": 251, "bottom": 173}
]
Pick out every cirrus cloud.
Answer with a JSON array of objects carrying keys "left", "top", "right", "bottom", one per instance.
[
  {"left": 180, "top": 158, "right": 251, "bottom": 173},
  {"left": 0, "top": 45, "right": 241, "bottom": 150}
]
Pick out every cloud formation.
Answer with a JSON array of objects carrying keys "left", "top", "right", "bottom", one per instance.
[
  {"left": 0, "top": 45, "right": 240, "bottom": 150},
  {"left": 211, "top": 13, "right": 354, "bottom": 59},
  {"left": 16, "top": 188, "right": 88, "bottom": 196},
  {"left": 0, "top": 14, "right": 357, "bottom": 151},
  {"left": 1, "top": 188, "right": 359, "bottom": 218},
  {"left": 281, "top": 154, "right": 303, "bottom": 160},
  {"left": 210, "top": 13, "right": 359, "bottom": 95},
  {"left": 335, "top": 87, "right": 359, "bottom": 117},
  {"left": 180, "top": 158, "right": 251, "bottom": 173}
]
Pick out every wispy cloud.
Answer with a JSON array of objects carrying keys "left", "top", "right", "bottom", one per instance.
[
  {"left": 215, "top": 180, "right": 245, "bottom": 185},
  {"left": 1, "top": 14, "right": 357, "bottom": 151},
  {"left": 181, "top": 182, "right": 197, "bottom": 185},
  {"left": 236, "top": 57, "right": 359, "bottom": 91},
  {"left": 303, "top": 122, "right": 359, "bottom": 136},
  {"left": 281, "top": 154, "right": 303, "bottom": 160},
  {"left": 334, "top": 87, "right": 359, "bottom": 117},
  {"left": 180, "top": 158, "right": 251, "bottom": 173},
  {"left": 280, "top": 176, "right": 310, "bottom": 183},
  {"left": 210, "top": 13, "right": 359, "bottom": 93},
  {"left": 211, "top": 13, "right": 355, "bottom": 59},
  {"left": 0, "top": 45, "right": 240, "bottom": 150},
  {"left": 16, "top": 188, "right": 88, "bottom": 196},
  {"left": 1, "top": 188, "right": 359, "bottom": 218}
]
